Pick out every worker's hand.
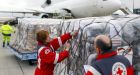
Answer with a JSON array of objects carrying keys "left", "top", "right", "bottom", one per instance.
[
  {"left": 71, "top": 30, "right": 79, "bottom": 37},
  {"left": 65, "top": 42, "right": 71, "bottom": 51}
]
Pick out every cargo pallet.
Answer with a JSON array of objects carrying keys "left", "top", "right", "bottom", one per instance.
[{"left": 8, "top": 45, "right": 37, "bottom": 65}]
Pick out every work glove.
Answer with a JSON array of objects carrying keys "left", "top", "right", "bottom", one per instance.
[
  {"left": 65, "top": 42, "right": 71, "bottom": 51},
  {"left": 70, "top": 30, "right": 79, "bottom": 37}
]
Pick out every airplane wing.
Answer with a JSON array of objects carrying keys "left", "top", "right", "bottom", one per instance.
[
  {"left": 0, "top": 7, "right": 47, "bottom": 23},
  {"left": 0, "top": 3, "right": 63, "bottom": 19},
  {"left": 0, "top": 7, "right": 50, "bottom": 18},
  {"left": 0, "top": 7, "right": 46, "bottom": 13}
]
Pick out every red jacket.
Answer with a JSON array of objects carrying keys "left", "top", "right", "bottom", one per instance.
[{"left": 34, "top": 33, "right": 72, "bottom": 75}]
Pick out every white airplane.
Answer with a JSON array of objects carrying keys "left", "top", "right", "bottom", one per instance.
[
  {"left": 40, "top": 0, "right": 122, "bottom": 18},
  {"left": 0, "top": 0, "right": 121, "bottom": 21}
]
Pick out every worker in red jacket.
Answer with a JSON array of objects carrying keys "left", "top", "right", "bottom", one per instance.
[
  {"left": 85, "top": 35, "right": 134, "bottom": 75},
  {"left": 34, "top": 30, "right": 78, "bottom": 75}
]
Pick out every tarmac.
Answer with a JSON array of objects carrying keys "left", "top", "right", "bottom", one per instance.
[{"left": 0, "top": 34, "right": 36, "bottom": 75}]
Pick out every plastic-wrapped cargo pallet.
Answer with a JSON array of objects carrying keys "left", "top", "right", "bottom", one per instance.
[
  {"left": 10, "top": 14, "right": 140, "bottom": 74},
  {"left": 11, "top": 18, "right": 62, "bottom": 52}
]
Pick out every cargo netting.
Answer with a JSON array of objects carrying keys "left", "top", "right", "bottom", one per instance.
[{"left": 11, "top": 15, "right": 140, "bottom": 74}]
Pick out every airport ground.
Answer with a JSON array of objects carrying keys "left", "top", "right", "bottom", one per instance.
[{"left": 0, "top": 34, "right": 36, "bottom": 75}]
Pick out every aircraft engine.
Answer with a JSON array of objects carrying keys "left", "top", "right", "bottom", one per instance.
[{"left": 39, "top": 13, "right": 53, "bottom": 18}]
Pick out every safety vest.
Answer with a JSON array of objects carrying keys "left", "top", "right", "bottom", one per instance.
[{"left": 0, "top": 24, "right": 14, "bottom": 34}]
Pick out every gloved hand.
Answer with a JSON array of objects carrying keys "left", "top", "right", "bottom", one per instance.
[
  {"left": 65, "top": 42, "right": 71, "bottom": 51},
  {"left": 70, "top": 30, "right": 79, "bottom": 37}
]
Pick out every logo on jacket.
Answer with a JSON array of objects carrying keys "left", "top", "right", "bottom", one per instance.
[
  {"left": 45, "top": 49, "right": 50, "bottom": 54},
  {"left": 112, "top": 62, "right": 127, "bottom": 75}
]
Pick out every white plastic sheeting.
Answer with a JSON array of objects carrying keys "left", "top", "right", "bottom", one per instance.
[{"left": 10, "top": 14, "right": 140, "bottom": 74}]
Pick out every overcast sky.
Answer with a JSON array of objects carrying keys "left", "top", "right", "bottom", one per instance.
[
  {"left": 0, "top": 0, "right": 45, "bottom": 8},
  {"left": 0, "top": 0, "right": 65, "bottom": 9},
  {"left": 121, "top": 0, "right": 140, "bottom": 9}
]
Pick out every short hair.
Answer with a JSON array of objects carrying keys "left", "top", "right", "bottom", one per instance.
[
  {"left": 95, "top": 38, "right": 112, "bottom": 52},
  {"left": 36, "top": 30, "right": 49, "bottom": 45},
  {"left": 4, "top": 21, "right": 8, "bottom": 25}
]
